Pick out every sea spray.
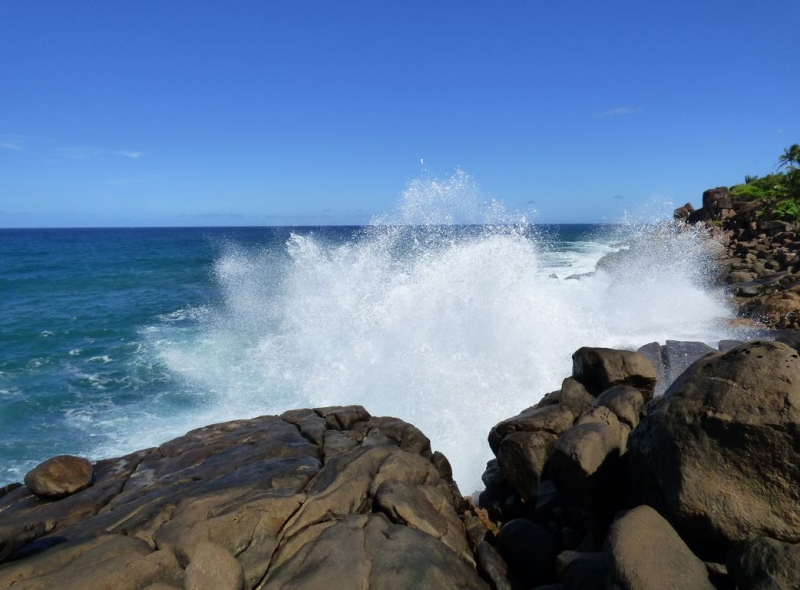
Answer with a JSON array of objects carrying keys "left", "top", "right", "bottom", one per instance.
[{"left": 156, "top": 172, "right": 741, "bottom": 492}]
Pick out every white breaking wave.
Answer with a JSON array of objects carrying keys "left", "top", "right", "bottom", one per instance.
[{"left": 151, "top": 171, "right": 740, "bottom": 492}]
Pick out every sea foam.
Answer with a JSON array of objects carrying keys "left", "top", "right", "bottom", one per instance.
[{"left": 155, "top": 170, "right": 739, "bottom": 492}]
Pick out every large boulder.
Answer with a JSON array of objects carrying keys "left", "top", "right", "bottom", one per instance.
[
  {"left": 495, "top": 519, "right": 559, "bottom": 587},
  {"left": 497, "top": 431, "right": 558, "bottom": 502},
  {"left": 571, "top": 347, "right": 657, "bottom": 400},
  {"left": 0, "top": 407, "right": 490, "bottom": 590},
  {"left": 702, "top": 187, "right": 733, "bottom": 220},
  {"left": 23, "top": 455, "right": 93, "bottom": 499},
  {"left": 488, "top": 404, "right": 576, "bottom": 454},
  {"left": 549, "top": 408, "right": 629, "bottom": 536},
  {"left": 628, "top": 341, "right": 800, "bottom": 549},
  {"left": 607, "top": 505, "right": 714, "bottom": 590}
]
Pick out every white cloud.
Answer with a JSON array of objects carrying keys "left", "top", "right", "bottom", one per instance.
[
  {"left": 0, "top": 141, "right": 25, "bottom": 152},
  {"left": 594, "top": 107, "right": 641, "bottom": 118},
  {"left": 115, "top": 150, "right": 143, "bottom": 159},
  {"left": 60, "top": 146, "right": 144, "bottom": 160}
]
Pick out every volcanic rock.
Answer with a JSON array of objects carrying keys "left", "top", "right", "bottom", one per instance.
[
  {"left": 495, "top": 519, "right": 558, "bottom": 587},
  {"left": 727, "top": 536, "right": 800, "bottom": 590},
  {"left": 592, "top": 385, "right": 644, "bottom": 429},
  {"left": 497, "top": 430, "right": 558, "bottom": 502},
  {"left": 628, "top": 341, "right": 800, "bottom": 549},
  {"left": 571, "top": 347, "right": 657, "bottom": 400},
  {"left": 0, "top": 407, "right": 490, "bottom": 590},
  {"left": 549, "top": 407, "right": 629, "bottom": 536},
  {"left": 607, "top": 505, "right": 714, "bottom": 590}
]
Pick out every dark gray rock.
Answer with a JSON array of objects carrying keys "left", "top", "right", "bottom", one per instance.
[
  {"left": 496, "top": 519, "right": 559, "bottom": 587},
  {"left": 636, "top": 342, "right": 666, "bottom": 395},
  {"left": 549, "top": 408, "right": 628, "bottom": 536},
  {"left": 727, "top": 536, "right": 800, "bottom": 590},
  {"left": 628, "top": 341, "right": 800, "bottom": 549},
  {"left": 497, "top": 430, "right": 558, "bottom": 502},
  {"left": 555, "top": 551, "right": 607, "bottom": 590},
  {"left": 607, "top": 505, "right": 714, "bottom": 590},
  {"left": 663, "top": 340, "right": 716, "bottom": 385}
]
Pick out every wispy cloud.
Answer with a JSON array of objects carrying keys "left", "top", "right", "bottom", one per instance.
[
  {"left": 0, "top": 141, "right": 25, "bottom": 152},
  {"left": 594, "top": 107, "right": 641, "bottom": 119},
  {"left": 0, "top": 134, "right": 143, "bottom": 161},
  {"left": 60, "top": 146, "right": 144, "bottom": 161}
]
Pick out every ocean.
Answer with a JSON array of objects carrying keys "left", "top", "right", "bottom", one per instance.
[{"left": 0, "top": 218, "right": 744, "bottom": 492}]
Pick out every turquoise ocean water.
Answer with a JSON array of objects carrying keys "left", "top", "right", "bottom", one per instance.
[{"left": 0, "top": 222, "right": 741, "bottom": 490}]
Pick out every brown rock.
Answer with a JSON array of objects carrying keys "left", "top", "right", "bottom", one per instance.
[
  {"left": 727, "top": 536, "right": 800, "bottom": 590},
  {"left": 489, "top": 404, "right": 577, "bottom": 454},
  {"left": 24, "top": 455, "right": 93, "bottom": 499},
  {"left": 571, "top": 347, "right": 657, "bottom": 400},
  {"left": 0, "top": 409, "right": 487, "bottom": 589},
  {"left": 629, "top": 341, "right": 800, "bottom": 548},
  {"left": 549, "top": 408, "right": 628, "bottom": 536},
  {"left": 607, "top": 505, "right": 714, "bottom": 590},
  {"left": 497, "top": 430, "right": 558, "bottom": 502},
  {"left": 592, "top": 386, "right": 644, "bottom": 429},
  {"left": 185, "top": 541, "right": 244, "bottom": 590}
]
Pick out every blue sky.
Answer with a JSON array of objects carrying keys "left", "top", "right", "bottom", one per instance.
[{"left": 1, "top": 1, "right": 798, "bottom": 227}]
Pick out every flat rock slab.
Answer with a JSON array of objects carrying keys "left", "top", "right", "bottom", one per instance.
[{"left": 0, "top": 407, "right": 488, "bottom": 590}]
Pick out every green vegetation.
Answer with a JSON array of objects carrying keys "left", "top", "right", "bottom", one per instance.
[{"left": 730, "top": 144, "right": 800, "bottom": 221}]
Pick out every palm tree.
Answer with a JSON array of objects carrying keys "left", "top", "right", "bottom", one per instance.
[
  {"left": 777, "top": 144, "right": 800, "bottom": 200},
  {"left": 778, "top": 144, "right": 800, "bottom": 171}
]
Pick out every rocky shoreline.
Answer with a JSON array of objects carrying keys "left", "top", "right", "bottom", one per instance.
[
  {"left": 3, "top": 197, "right": 800, "bottom": 589},
  {"left": 2, "top": 336, "right": 800, "bottom": 589},
  {"left": 676, "top": 186, "right": 800, "bottom": 332}
]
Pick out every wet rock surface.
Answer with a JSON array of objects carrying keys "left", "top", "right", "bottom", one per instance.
[{"left": 0, "top": 407, "right": 491, "bottom": 590}]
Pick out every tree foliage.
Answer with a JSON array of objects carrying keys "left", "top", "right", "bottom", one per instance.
[{"left": 729, "top": 144, "right": 800, "bottom": 221}]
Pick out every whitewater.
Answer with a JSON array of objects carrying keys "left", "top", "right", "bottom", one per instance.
[{"left": 0, "top": 170, "right": 743, "bottom": 491}]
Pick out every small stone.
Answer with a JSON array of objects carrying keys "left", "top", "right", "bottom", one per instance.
[{"left": 24, "top": 455, "right": 93, "bottom": 499}]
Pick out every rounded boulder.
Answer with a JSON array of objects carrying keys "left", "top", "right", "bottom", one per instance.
[
  {"left": 628, "top": 341, "right": 800, "bottom": 548},
  {"left": 24, "top": 455, "right": 93, "bottom": 499}
]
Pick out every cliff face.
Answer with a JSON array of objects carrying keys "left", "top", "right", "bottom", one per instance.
[{"left": 676, "top": 186, "right": 800, "bottom": 330}]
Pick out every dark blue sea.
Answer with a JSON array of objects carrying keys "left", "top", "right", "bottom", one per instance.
[{"left": 0, "top": 223, "right": 738, "bottom": 490}]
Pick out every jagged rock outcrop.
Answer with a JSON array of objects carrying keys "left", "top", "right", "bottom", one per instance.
[{"left": 0, "top": 407, "right": 493, "bottom": 590}]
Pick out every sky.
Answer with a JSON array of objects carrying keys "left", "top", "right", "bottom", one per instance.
[{"left": 1, "top": 1, "right": 798, "bottom": 227}]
